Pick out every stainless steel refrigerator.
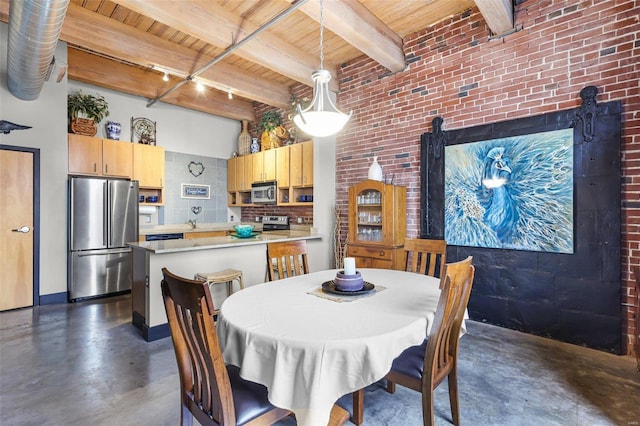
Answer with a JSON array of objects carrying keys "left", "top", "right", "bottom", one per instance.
[{"left": 68, "top": 177, "right": 138, "bottom": 300}]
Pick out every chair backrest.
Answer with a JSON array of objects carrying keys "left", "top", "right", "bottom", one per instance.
[
  {"left": 403, "top": 238, "right": 447, "bottom": 278},
  {"left": 267, "top": 240, "right": 310, "bottom": 281},
  {"left": 161, "top": 268, "right": 235, "bottom": 426},
  {"left": 423, "top": 256, "right": 474, "bottom": 389}
]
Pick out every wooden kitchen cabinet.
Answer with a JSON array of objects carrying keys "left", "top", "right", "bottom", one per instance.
[
  {"left": 239, "top": 155, "right": 253, "bottom": 191},
  {"left": 226, "top": 142, "right": 313, "bottom": 206},
  {"left": 290, "top": 140, "right": 313, "bottom": 187},
  {"left": 252, "top": 149, "right": 276, "bottom": 182},
  {"left": 133, "top": 143, "right": 165, "bottom": 188},
  {"left": 346, "top": 179, "right": 406, "bottom": 270},
  {"left": 68, "top": 134, "right": 132, "bottom": 178},
  {"left": 227, "top": 157, "right": 238, "bottom": 192}
]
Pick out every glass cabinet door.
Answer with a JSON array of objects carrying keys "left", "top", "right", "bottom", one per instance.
[{"left": 356, "top": 189, "right": 383, "bottom": 242}]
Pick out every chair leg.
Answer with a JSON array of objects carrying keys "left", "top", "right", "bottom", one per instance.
[
  {"left": 422, "top": 391, "right": 435, "bottom": 426},
  {"left": 448, "top": 369, "right": 460, "bottom": 425},
  {"left": 351, "top": 389, "right": 364, "bottom": 425},
  {"left": 386, "top": 380, "right": 396, "bottom": 394},
  {"left": 329, "top": 404, "right": 350, "bottom": 426}
]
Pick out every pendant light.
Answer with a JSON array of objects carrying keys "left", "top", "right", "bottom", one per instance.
[{"left": 293, "top": 0, "right": 352, "bottom": 137}]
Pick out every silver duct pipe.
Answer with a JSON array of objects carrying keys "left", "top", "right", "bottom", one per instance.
[{"left": 7, "top": 0, "right": 70, "bottom": 101}]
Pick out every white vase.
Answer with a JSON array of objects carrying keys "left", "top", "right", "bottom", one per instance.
[{"left": 368, "top": 156, "right": 383, "bottom": 181}]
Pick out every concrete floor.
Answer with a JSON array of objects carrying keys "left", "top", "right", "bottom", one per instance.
[{"left": 1, "top": 294, "right": 639, "bottom": 425}]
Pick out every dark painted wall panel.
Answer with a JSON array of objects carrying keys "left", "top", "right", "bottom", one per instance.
[{"left": 420, "top": 90, "right": 622, "bottom": 353}]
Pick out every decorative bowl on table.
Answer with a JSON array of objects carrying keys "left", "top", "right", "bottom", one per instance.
[
  {"left": 334, "top": 270, "right": 364, "bottom": 291},
  {"left": 233, "top": 224, "right": 255, "bottom": 238}
]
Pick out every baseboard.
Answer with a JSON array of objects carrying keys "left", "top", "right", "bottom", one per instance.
[
  {"left": 39, "top": 292, "right": 67, "bottom": 305},
  {"left": 132, "top": 311, "right": 170, "bottom": 342}
]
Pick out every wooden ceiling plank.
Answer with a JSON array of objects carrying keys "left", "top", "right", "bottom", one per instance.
[
  {"left": 68, "top": 47, "right": 256, "bottom": 121},
  {"left": 288, "top": 0, "right": 405, "bottom": 73},
  {"left": 473, "top": 0, "right": 513, "bottom": 36},
  {"left": 61, "top": 3, "right": 291, "bottom": 108},
  {"left": 110, "top": 0, "right": 338, "bottom": 91}
]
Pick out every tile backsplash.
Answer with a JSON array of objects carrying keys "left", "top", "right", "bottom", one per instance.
[{"left": 160, "top": 151, "right": 228, "bottom": 225}]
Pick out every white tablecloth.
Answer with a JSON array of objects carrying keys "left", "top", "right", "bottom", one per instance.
[{"left": 217, "top": 268, "right": 445, "bottom": 426}]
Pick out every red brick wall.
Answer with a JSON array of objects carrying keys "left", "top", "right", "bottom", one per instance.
[{"left": 335, "top": 0, "right": 639, "bottom": 354}]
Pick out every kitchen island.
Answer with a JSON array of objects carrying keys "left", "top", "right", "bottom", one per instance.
[{"left": 128, "top": 230, "right": 323, "bottom": 341}]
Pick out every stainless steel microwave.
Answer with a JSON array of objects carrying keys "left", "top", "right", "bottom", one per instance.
[{"left": 251, "top": 181, "right": 276, "bottom": 204}]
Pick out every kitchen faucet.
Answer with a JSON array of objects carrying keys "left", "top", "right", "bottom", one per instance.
[{"left": 188, "top": 219, "right": 197, "bottom": 229}]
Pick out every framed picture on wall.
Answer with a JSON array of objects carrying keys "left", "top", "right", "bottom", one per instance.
[
  {"left": 444, "top": 128, "right": 574, "bottom": 253},
  {"left": 181, "top": 184, "right": 210, "bottom": 199}
]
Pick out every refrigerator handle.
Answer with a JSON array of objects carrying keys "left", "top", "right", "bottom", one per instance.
[
  {"left": 104, "top": 181, "right": 109, "bottom": 247},
  {"left": 69, "top": 179, "right": 75, "bottom": 245}
]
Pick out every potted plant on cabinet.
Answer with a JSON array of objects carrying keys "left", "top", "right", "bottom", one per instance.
[
  {"left": 259, "top": 110, "right": 289, "bottom": 150},
  {"left": 67, "top": 90, "right": 110, "bottom": 136}
]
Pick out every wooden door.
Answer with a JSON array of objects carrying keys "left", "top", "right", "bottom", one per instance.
[
  {"left": 68, "top": 134, "right": 101, "bottom": 175},
  {"left": 0, "top": 149, "right": 34, "bottom": 310},
  {"left": 102, "top": 139, "right": 132, "bottom": 177}
]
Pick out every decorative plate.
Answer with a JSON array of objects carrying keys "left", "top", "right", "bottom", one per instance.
[
  {"left": 322, "top": 280, "right": 375, "bottom": 296},
  {"left": 131, "top": 117, "right": 156, "bottom": 145},
  {"left": 229, "top": 232, "right": 260, "bottom": 239}
]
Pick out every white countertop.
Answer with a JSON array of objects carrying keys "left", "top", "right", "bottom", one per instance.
[
  {"left": 138, "top": 222, "right": 311, "bottom": 236},
  {"left": 138, "top": 222, "right": 258, "bottom": 235},
  {"left": 129, "top": 230, "right": 321, "bottom": 254}
]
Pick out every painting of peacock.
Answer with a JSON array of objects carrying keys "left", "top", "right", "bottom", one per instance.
[{"left": 444, "top": 128, "right": 574, "bottom": 253}]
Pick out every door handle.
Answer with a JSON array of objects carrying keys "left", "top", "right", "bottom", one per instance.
[{"left": 12, "top": 226, "right": 30, "bottom": 233}]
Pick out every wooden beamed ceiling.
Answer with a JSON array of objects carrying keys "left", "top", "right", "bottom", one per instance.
[{"left": 0, "top": 0, "right": 514, "bottom": 122}]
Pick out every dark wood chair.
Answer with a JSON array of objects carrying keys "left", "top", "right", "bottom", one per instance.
[
  {"left": 632, "top": 266, "right": 640, "bottom": 372},
  {"left": 266, "top": 240, "right": 309, "bottom": 281},
  {"left": 403, "top": 238, "right": 447, "bottom": 279},
  {"left": 351, "top": 256, "right": 474, "bottom": 426},
  {"left": 161, "top": 268, "right": 292, "bottom": 426}
]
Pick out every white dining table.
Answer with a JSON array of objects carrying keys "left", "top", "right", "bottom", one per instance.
[{"left": 216, "top": 268, "right": 452, "bottom": 426}]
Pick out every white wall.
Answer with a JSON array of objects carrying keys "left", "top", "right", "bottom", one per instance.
[
  {"left": 0, "top": 23, "right": 69, "bottom": 297},
  {"left": 68, "top": 81, "right": 240, "bottom": 158}
]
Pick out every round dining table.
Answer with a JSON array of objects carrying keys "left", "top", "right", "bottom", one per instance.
[{"left": 217, "top": 268, "right": 447, "bottom": 426}]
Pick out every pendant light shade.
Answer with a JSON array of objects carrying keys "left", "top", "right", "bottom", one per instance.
[
  {"left": 293, "top": 70, "right": 352, "bottom": 137},
  {"left": 293, "top": 0, "right": 351, "bottom": 137}
]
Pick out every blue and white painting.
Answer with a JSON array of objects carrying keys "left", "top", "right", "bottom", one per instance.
[{"left": 444, "top": 128, "right": 574, "bottom": 253}]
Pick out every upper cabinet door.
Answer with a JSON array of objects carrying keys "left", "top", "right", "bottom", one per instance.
[
  {"left": 290, "top": 141, "right": 313, "bottom": 187},
  {"left": 68, "top": 134, "right": 102, "bottom": 175},
  {"left": 133, "top": 144, "right": 165, "bottom": 188},
  {"left": 276, "top": 146, "right": 290, "bottom": 187},
  {"left": 102, "top": 139, "right": 133, "bottom": 178}
]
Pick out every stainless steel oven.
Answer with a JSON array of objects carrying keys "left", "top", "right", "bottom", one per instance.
[{"left": 251, "top": 181, "right": 276, "bottom": 204}]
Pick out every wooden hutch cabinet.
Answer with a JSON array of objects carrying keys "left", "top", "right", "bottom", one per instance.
[{"left": 346, "top": 179, "right": 406, "bottom": 270}]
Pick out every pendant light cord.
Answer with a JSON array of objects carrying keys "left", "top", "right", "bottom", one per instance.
[{"left": 319, "top": 0, "right": 324, "bottom": 70}]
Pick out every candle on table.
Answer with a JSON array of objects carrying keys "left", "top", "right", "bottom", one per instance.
[{"left": 344, "top": 257, "right": 356, "bottom": 275}]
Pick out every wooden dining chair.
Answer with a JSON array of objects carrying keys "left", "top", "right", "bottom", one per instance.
[
  {"left": 266, "top": 240, "right": 310, "bottom": 281},
  {"left": 403, "top": 238, "right": 447, "bottom": 279},
  {"left": 386, "top": 256, "right": 474, "bottom": 425},
  {"left": 161, "top": 268, "right": 292, "bottom": 426},
  {"left": 351, "top": 256, "right": 474, "bottom": 426}
]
